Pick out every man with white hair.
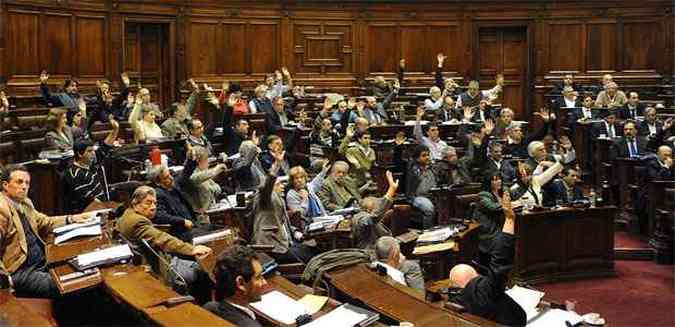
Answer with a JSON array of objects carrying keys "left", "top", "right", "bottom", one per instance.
[
  {"left": 317, "top": 161, "right": 364, "bottom": 211},
  {"left": 424, "top": 86, "right": 445, "bottom": 111},
  {"left": 374, "top": 235, "right": 425, "bottom": 294},
  {"left": 526, "top": 137, "right": 575, "bottom": 174},
  {"left": 619, "top": 91, "right": 645, "bottom": 120},
  {"left": 595, "top": 81, "right": 627, "bottom": 109},
  {"left": 447, "top": 192, "right": 525, "bottom": 326},
  {"left": 352, "top": 171, "right": 399, "bottom": 249}
]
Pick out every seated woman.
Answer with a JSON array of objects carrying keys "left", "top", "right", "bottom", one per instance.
[
  {"left": 128, "top": 96, "right": 163, "bottom": 143},
  {"left": 252, "top": 174, "right": 315, "bottom": 264},
  {"left": 181, "top": 146, "right": 227, "bottom": 221},
  {"left": 473, "top": 171, "right": 505, "bottom": 267},
  {"left": 286, "top": 162, "right": 330, "bottom": 223},
  {"left": 44, "top": 108, "right": 75, "bottom": 151}
]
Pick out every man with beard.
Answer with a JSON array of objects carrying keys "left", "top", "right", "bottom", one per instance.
[{"left": 203, "top": 245, "right": 268, "bottom": 327}]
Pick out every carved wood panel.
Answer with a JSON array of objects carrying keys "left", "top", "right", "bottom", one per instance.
[{"left": 292, "top": 21, "right": 353, "bottom": 74}]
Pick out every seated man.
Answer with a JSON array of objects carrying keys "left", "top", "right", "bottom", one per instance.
[
  {"left": 63, "top": 119, "right": 119, "bottom": 213},
  {"left": 344, "top": 131, "right": 376, "bottom": 189},
  {"left": 259, "top": 135, "right": 291, "bottom": 176},
  {"left": 448, "top": 193, "right": 526, "bottom": 326},
  {"left": 638, "top": 107, "right": 663, "bottom": 138},
  {"left": 222, "top": 101, "right": 251, "bottom": 156},
  {"left": 147, "top": 165, "right": 198, "bottom": 241},
  {"left": 525, "top": 138, "right": 575, "bottom": 174},
  {"left": 161, "top": 79, "right": 198, "bottom": 138},
  {"left": 542, "top": 166, "right": 586, "bottom": 206},
  {"left": 265, "top": 96, "right": 294, "bottom": 135},
  {"left": 186, "top": 118, "right": 213, "bottom": 156},
  {"left": 455, "top": 77, "right": 503, "bottom": 110},
  {"left": 592, "top": 110, "right": 622, "bottom": 139},
  {"left": 374, "top": 236, "right": 425, "bottom": 295},
  {"left": 117, "top": 186, "right": 212, "bottom": 299},
  {"left": 414, "top": 105, "right": 448, "bottom": 161},
  {"left": 353, "top": 171, "right": 399, "bottom": 249},
  {"left": 203, "top": 245, "right": 266, "bottom": 327},
  {"left": 406, "top": 145, "right": 438, "bottom": 229},
  {"left": 618, "top": 91, "right": 645, "bottom": 120},
  {"left": 435, "top": 145, "right": 473, "bottom": 186},
  {"left": 492, "top": 107, "right": 515, "bottom": 139},
  {"left": 318, "top": 161, "right": 364, "bottom": 212},
  {"left": 609, "top": 120, "right": 651, "bottom": 160},
  {"left": 595, "top": 82, "right": 627, "bottom": 109},
  {"left": 1, "top": 165, "right": 91, "bottom": 298}
]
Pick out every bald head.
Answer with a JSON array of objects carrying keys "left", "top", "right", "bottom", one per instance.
[
  {"left": 449, "top": 264, "right": 479, "bottom": 288},
  {"left": 657, "top": 146, "right": 673, "bottom": 162}
]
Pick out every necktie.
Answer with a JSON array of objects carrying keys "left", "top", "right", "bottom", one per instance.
[{"left": 630, "top": 141, "right": 638, "bottom": 157}]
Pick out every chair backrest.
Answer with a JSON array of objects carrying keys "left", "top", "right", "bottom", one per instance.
[{"left": 456, "top": 194, "right": 480, "bottom": 220}]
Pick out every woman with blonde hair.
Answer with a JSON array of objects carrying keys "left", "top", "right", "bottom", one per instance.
[
  {"left": 286, "top": 161, "right": 330, "bottom": 221},
  {"left": 45, "top": 108, "right": 75, "bottom": 151}
]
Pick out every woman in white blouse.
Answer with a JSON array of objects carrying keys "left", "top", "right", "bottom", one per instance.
[{"left": 128, "top": 96, "right": 163, "bottom": 143}]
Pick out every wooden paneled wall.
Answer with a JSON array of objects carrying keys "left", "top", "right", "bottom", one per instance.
[{"left": 0, "top": 0, "right": 672, "bottom": 118}]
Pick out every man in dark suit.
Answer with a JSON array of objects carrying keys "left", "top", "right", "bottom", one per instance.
[
  {"left": 265, "top": 96, "right": 295, "bottom": 135},
  {"left": 638, "top": 107, "right": 663, "bottom": 138},
  {"left": 618, "top": 91, "right": 646, "bottom": 120},
  {"left": 476, "top": 141, "right": 516, "bottom": 187},
  {"left": 448, "top": 193, "right": 526, "bottom": 326},
  {"left": 148, "top": 165, "right": 198, "bottom": 241},
  {"left": 646, "top": 146, "right": 675, "bottom": 182},
  {"left": 609, "top": 120, "right": 651, "bottom": 160},
  {"left": 592, "top": 110, "right": 622, "bottom": 140},
  {"left": 569, "top": 94, "right": 597, "bottom": 126},
  {"left": 552, "top": 74, "right": 583, "bottom": 94},
  {"left": 542, "top": 167, "right": 586, "bottom": 206},
  {"left": 204, "top": 245, "right": 266, "bottom": 327}
]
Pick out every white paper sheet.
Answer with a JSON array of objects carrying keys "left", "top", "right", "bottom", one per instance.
[
  {"left": 250, "top": 291, "right": 309, "bottom": 325},
  {"left": 54, "top": 225, "right": 102, "bottom": 245},
  {"left": 192, "top": 229, "right": 232, "bottom": 245},
  {"left": 304, "top": 305, "right": 368, "bottom": 327},
  {"left": 417, "top": 227, "right": 453, "bottom": 243},
  {"left": 374, "top": 262, "right": 407, "bottom": 286},
  {"left": 53, "top": 215, "right": 101, "bottom": 234},
  {"left": 506, "top": 285, "right": 545, "bottom": 322},
  {"left": 527, "top": 308, "right": 583, "bottom": 327},
  {"left": 76, "top": 244, "right": 133, "bottom": 267}
]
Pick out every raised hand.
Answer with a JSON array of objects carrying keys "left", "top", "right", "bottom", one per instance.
[
  {"left": 496, "top": 74, "right": 505, "bottom": 87},
  {"left": 463, "top": 106, "right": 475, "bottom": 121},
  {"left": 121, "top": 72, "right": 130, "bottom": 86},
  {"left": 321, "top": 159, "right": 331, "bottom": 173},
  {"left": 437, "top": 53, "right": 447, "bottom": 65},
  {"left": 502, "top": 191, "right": 513, "bottom": 213},
  {"left": 664, "top": 117, "right": 673, "bottom": 131},
  {"left": 484, "top": 119, "right": 495, "bottom": 135},
  {"left": 40, "top": 70, "right": 49, "bottom": 83},
  {"left": 187, "top": 78, "right": 198, "bottom": 90},
  {"left": 665, "top": 157, "right": 673, "bottom": 168},
  {"left": 416, "top": 105, "right": 425, "bottom": 120},
  {"left": 110, "top": 118, "right": 119, "bottom": 130},
  {"left": 399, "top": 59, "right": 406, "bottom": 69},
  {"left": 346, "top": 125, "right": 356, "bottom": 139},
  {"left": 272, "top": 150, "right": 286, "bottom": 162},
  {"left": 535, "top": 107, "right": 551, "bottom": 122},
  {"left": 281, "top": 67, "right": 291, "bottom": 77},
  {"left": 191, "top": 245, "right": 212, "bottom": 258},
  {"left": 251, "top": 130, "right": 260, "bottom": 146},
  {"left": 221, "top": 80, "right": 230, "bottom": 92},
  {"left": 386, "top": 170, "right": 399, "bottom": 189}
]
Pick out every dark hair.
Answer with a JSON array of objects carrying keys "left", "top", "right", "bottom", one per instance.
[
  {"left": 412, "top": 145, "right": 429, "bottom": 160},
  {"left": 1, "top": 164, "right": 28, "bottom": 184},
  {"left": 427, "top": 121, "right": 439, "bottom": 131},
  {"left": 354, "top": 131, "right": 370, "bottom": 141},
  {"left": 63, "top": 79, "right": 78, "bottom": 90},
  {"left": 73, "top": 140, "right": 94, "bottom": 160},
  {"left": 583, "top": 93, "right": 594, "bottom": 101},
  {"left": 562, "top": 166, "right": 577, "bottom": 177},
  {"left": 228, "top": 83, "right": 242, "bottom": 93},
  {"left": 624, "top": 119, "right": 637, "bottom": 128},
  {"left": 481, "top": 170, "right": 502, "bottom": 193},
  {"left": 213, "top": 245, "right": 259, "bottom": 300}
]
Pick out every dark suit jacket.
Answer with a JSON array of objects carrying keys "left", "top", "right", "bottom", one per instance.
[
  {"left": 609, "top": 136, "right": 650, "bottom": 161},
  {"left": 542, "top": 179, "right": 586, "bottom": 207},
  {"left": 203, "top": 301, "right": 261, "bottom": 327},
  {"left": 618, "top": 103, "right": 646, "bottom": 120},
  {"left": 222, "top": 104, "right": 248, "bottom": 155},
  {"left": 645, "top": 158, "right": 675, "bottom": 182},
  {"left": 452, "top": 232, "right": 526, "bottom": 326},
  {"left": 569, "top": 107, "right": 596, "bottom": 125},
  {"left": 638, "top": 120, "right": 663, "bottom": 138},
  {"left": 154, "top": 184, "right": 195, "bottom": 241},
  {"left": 265, "top": 107, "right": 295, "bottom": 135},
  {"left": 591, "top": 121, "right": 623, "bottom": 139}
]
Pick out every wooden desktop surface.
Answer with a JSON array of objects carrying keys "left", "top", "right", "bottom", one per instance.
[
  {"left": 0, "top": 290, "right": 54, "bottom": 327},
  {"left": 327, "top": 264, "right": 493, "bottom": 327}
]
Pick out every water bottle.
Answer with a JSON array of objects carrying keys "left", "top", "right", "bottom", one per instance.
[{"left": 589, "top": 187, "right": 597, "bottom": 207}]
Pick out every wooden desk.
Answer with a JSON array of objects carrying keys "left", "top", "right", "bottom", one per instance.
[
  {"left": 513, "top": 206, "right": 616, "bottom": 284},
  {"left": 593, "top": 138, "right": 614, "bottom": 187},
  {"left": 412, "top": 223, "right": 481, "bottom": 281},
  {"left": 0, "top": 290, "right": 54, "bottom": 327},
  {"left": 102, "top": 265, "right": 232, "bottom": 326},
  {"left": 430, "top": 184, "right": 482, "bottom": 224},
  {"left": 326, "top": 264, "right": 492, "bottom": 327},
  {"left": 647, "top": 181, "right": 675, "bottom": 264}
]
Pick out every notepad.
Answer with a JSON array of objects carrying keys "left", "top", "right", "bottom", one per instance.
[
  {"left": 297, "top": 294, "right": 328, "bottom": 315},
  {"left": 73, "top": 244, "right": 133, "bottom": 270},
  {"left": 304, "top": 304, "right": 369, "bottom": 327},
  {"left": 53, "top": 215, "right": 101, "bottom": 234},
  {"left": 54, "top": 225, "right": 102, "bottom": 245},
  {"left": 250, "top": 291, "right": 309, "bottom": 325}
]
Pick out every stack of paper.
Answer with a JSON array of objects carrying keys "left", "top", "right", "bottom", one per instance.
[
  {"left": 417, "top": 227, "right": 454, "bottom": 243},
  {"left": 505, "top": 285, "right": 545, "bottom": 322},
  {"left": 250, "top": 291, "right": 309, "bottom": 325},
  {"left": 53, "top": 215, "right": 100, "bottom": 234},
  {"left": 75, "top": 244, "right": 133, "bottom": 268},
  {"left": 54, "top": 225, "right": 102, "bottom": 245},
  {"left": 305, "top": 305, "right": 369, "bottom": 327},
  {"left": 312, "top": 215, "right": 344, "bottom": 229}
]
